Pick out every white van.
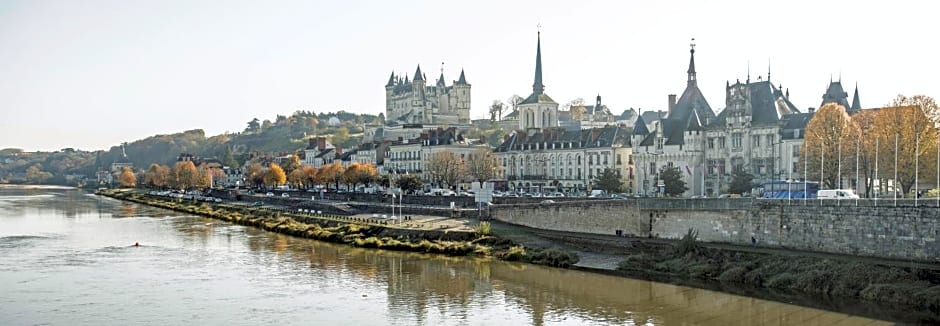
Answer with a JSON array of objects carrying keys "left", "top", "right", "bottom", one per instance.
[{"left": 817, "top": 189, "right": 860, "bottom": 199}]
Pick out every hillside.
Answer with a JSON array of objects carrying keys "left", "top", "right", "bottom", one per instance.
[{"left": 0, "top": 110, "right": 380, "bottom": 185}]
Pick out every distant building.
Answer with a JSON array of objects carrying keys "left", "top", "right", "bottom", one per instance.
[{"left": 385, "top": 65, "right": 471, "bottom": 125}]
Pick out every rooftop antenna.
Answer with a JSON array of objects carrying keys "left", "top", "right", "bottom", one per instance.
[
  {"left": 440, "top": 61, "right": 444, "bottom": 77},
  {"left": 767, "top": 57, "right": 771, "bottom": 82},
  {"left": 747, "top": 61, "right": 750, "bottom": 83}
]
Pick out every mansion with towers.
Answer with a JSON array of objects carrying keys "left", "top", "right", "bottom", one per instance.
[{"left": 384, "top": 65, "right": 471, "bottom": 125}]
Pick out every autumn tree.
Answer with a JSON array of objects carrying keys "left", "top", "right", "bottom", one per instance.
[
  {"left": 172, "top": 161, "right": 199, "bottom": 190},
  {"left": 566, "top": 98, "right": 587, "bottom": 120},
  {"left": 288, "top": 168, "right": 306, "bottom": 188},
  {"left": 801, "top": 103, "right": 860, "bottom": 189},
  {"left": 660, "top": 166, "right": 687, "bottom": 197},
  {"left": 593, "top": 168, "right": 623, "bottom": 194},
  {"left": 466, "top": 149, "right": 499, "bottom": 183},
  {"left": 118, "top": 166, "right": 136, "bottom": 188},
  {"left": 263, "top": 163, "right": 287, "bottom": 187},
  {"left": 852, "top": 109, "right": 879, "bottom": 197},
  {"left": 144, "top": 163, "right": 170, "bottom": 188},
  {"left": 427, "top": 151, "right": 467, "bottom": 189},
  {"left": 301, "top": 165, "right": 318, "bottom": 188},
  {"left": 282, "top": 154, "right": 302, "bottom": 174},
  {"left": 343, "top": 163, "right": 377, "bottom": 190},
  {"left": 245, "top": 163, "right": 264, "bottom": 188},
  {"left": 317, "top": 162, "right": 345, "bottom": 189},
  {"left": 868, "top": 97, "right": 940, "bottom": 195}
]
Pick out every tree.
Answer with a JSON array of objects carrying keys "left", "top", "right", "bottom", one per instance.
[
  {"left": 801, "top": 103, "right": 860, "bottom": 189},
  {"left": 852, "top": 109, "right": 879, "bottom": 197},
  {"left": 331, "top": 127, "right": 350, "bottom": 147},
  {"left": 288, "top": 168, "right": 306, "bottom": 188},
  {"left": 893, "top": 94, "right": 940, "bottom": 125},
  {"left": 593, "top": 168, "right": 623, "bottom": 194},
  {"left": 728, "top": 169, "right": 754, "bottom": 195},
  {"left": 507, "top": 94, "right": 523, "bottom": 113},
  {"left": 396, "top": 174, "right": 423, "bottom": 194},
  {"left": 466, "top": 149, "right": 499, "bottom": 183},
  {"left": 300, "top": 165, "right": 318, "bottom": 188},
  {"left": 660, "top": 166, "right": 687, "bottom": 197},
  {"left": 427, "top": 151, "right": 467, "bottom": 188},
  {"left": 223, "top": 146, "right": 239, "bottom": 168},
  {"left": 868, "top": 98, "right": 940, "bottom": 195},
  {"left": 282, "top": 154, "right": 302, "bottom": 174},
  {"left": 489, "top": 100, "right": 506, "bottom": 121},
  {"left": 317, "top": 162, "right": 345, "bottom": 189},
  {"left": 263, "top": 163, "right": 286, "bottom": 187},
  {"left": 172, "top": 161, "right": 199, "bottom": 190},
  {"left": 565, "top": 98, "right": 587, "bottom": 120},
  {"left": 245, "top": 163, "right": 264, "bottom": 188},
  {"left": 118, "top": 166, "right": 136, "bottom": 188},
  {"left": 246, "top": 118, "right": 260, "bottom": 133},
  {"left": 144, "top": 163, "right": 169, "bottom": 188},
  {"left": 344, "top": 163, "right": 377, "bottom": 190},
  {"left": 25, "top": 164, "right": 52, "bottom": 184}
]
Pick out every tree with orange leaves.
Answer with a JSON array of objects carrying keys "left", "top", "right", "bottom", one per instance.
[
  {"left": 801, "top": 103, "right": 860, "bottom": 189},
  {"left": 317, "top": 162, "right": 345, "bottom": 189}
]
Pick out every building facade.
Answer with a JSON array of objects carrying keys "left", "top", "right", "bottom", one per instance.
[
  {"left": 494, "top": 126, "right": 634, "bottom": 194},
  {"left": 385, "top": 65, "right": 471, "bottom": 125}
]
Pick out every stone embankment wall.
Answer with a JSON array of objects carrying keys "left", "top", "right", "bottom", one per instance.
[{"left": 492, "top": 199, "right": 940, "bottom": 262}]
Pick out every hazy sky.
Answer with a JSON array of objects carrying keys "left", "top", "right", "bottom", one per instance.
[{"left": 1, "top": 0, "right": 936, "bottom": 151}]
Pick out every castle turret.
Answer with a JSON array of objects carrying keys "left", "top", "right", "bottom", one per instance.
[
  {"left": 453, "top": 69, "right": 471, "bottom": 123},
  {"left": 411, "top": 65, "right": 428, "bottom": 123}
]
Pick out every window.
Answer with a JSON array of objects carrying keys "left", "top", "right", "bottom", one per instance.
[
  {"left": 708, "top": 138, "right": 715, "bottom": 149},
  {"left": 718, "top": 137, "right": 726, "bottom": 149},
  {"left": 752, "top": 135, "right": 760, "bottom": 147},
  {"left": 766, "top": 134, "right": 775, "bottom": 145},
  {"left": 657, "top": 138, "right": 664, "bottom": 150},
  {"left": 616, "top": 154, "right": 622, "bottom": 165},
  {"left": 732, "top": 133, "right": 743, "bottom": 148},
  {"left": 792, "top": 144, "right": 801, "bottom": 157},
  {"left": 649, "top": 162, "right": 656, "bottom": 175}
]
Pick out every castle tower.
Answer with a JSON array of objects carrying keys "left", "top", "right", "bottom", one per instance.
[
  {"left": 411, "top": 65, "right": 428, "bottom": 123},
  {"left": 453, "top": 69, "right": 471, "bottom": 123}
]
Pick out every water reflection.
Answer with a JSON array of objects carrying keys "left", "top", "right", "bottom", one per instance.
[{"left": 0, "top": 189, "right": 897, "bottom": 326}]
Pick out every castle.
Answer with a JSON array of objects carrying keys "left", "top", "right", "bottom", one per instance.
[{"left": 384, "top": 65, "right": 471, "bottom": 125}]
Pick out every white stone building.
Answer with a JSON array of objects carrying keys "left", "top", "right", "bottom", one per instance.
[{"left": 385, "top": 65, "right": 471, "bottom": 125}]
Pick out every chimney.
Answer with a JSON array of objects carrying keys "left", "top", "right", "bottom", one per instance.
[
  {"left": 335, "top": 146, "right": 343, "bottom": 156},
  {"left": 808, "top": 107, "right": 816, "bottom": 113},
  {"left": 316, "top": 137, "right": 327, "bottom": 150},
  {"left": 668, "top": 94, "right": 677, "bottom": 116},
  {"left": 308, "top": 138, "right": 317, "bottom": 149}
]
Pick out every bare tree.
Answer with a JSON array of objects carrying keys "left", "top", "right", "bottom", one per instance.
[
  {"left": 489, "top": 100, "right": 506, "bottom": 122},
  {"left": 507, "top": 95, "right": 523, "bottom": 113},
  {"left": 426, "top": 150, "right": 468, "bottom": 189},
  {"left": 466, "top": 148, "right": 499, "bottom": 183}
]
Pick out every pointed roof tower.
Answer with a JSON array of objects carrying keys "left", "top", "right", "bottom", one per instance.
[
  {"left": 633, "top": 112, "right": 650, "bottom": 135},
  {"left": 413, "top": 65, "right": 424, "bottom": 81},
  {"left": 456, "top": 69, "right": 469, "bottom": 85},
  {"left": 386, "top": 71, "right": 396, "bottom": 87},
  {"left": 851, "top": 84, "right": 861, "bottom": 111},
  {"left": 687, "top": 38, "right": 697, "bottom": 87},
  {"left": 533, "top": 31, "right": 544, "bottom": 94},
  {"left": 686, "top": 108, "right": 704, "bottom": 131},
  {"left": 437, "top": 72, "right": 446, "bottom": 87}
]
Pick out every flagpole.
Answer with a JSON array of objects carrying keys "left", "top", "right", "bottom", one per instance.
[
  {"left": 875, "top": 138, "right": 879, "bottom": 206},
  {"left": 855, "top": 137, "right": 859, "bottom": 206},
  {"left": 915, "top": 134, "right": 919, "bottom": 207},
  {"left": 804, "top": 144, "right": 808, "bottom": 204},
  {"left": 788, "top": 145, "right": 792, "bottom": 205},
  {"left": 894, "top": 133, "right": 899, "bottom": 207},
  {"left": 821, "top": 143, "right": 825, "bottom": 205}
]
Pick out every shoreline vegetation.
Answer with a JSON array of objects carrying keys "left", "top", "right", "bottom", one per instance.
[
  {"left": 97, "top": 189, "right": 579, "bottom": 268},
  {"left": 98, "top": 188, "right": 939, "bottom": 321}
]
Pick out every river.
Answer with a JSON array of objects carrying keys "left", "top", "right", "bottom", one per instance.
[{"left": 0, "top": 188, "right": 897, "bottom": 325}]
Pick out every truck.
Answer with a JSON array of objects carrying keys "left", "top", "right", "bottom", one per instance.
[{"left": 816, "top": 189, "right": 860, "bottom": 199}]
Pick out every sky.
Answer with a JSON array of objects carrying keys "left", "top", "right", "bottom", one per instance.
[{"left": 1, "top": 0, "right": 937, "bottom": 151}]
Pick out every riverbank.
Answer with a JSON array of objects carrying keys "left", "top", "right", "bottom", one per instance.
[
  {"left": 97, "top": 189, "right": 579, "bottom": 268},
  {"left": 489, "top": 221, "right": 940, "bottom": 322}
]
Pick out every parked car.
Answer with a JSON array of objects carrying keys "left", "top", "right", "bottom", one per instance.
[
  {"left": 817, "top": 189, "right": 860, "bottom": 199},
  {"left": 265, "top": 192, "right": 274, "bottom": 197},
  {"left": 250, "top": 201, "right": 264, "bottom": 207},
  {"left": 281, "top": 193, "right": 290, "bottom": 198}
]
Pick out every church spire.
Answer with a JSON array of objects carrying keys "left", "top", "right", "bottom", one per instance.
[
  {"left": 533, "top": 31, "right": 544, "bottom": 95},
  {"left": 386, "top": 71, "right": 396, "bottom": 87},
  {"left": 687, "top": 38, "right": 697, "bottom": 86}
]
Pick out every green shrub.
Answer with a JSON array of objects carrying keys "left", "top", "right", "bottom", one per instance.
[
  {"left": 502, "top": 246, "right": 526, "bottom": 261},
  {"left": 717, "top": 266, "right": 749, "bottom": 283},
  {"left": 765, "top": 272, "right": 797, "bottom": 289},
  {"left": 527, "top": 248, "right": 579, "bottom": 267},
  {"left": 675, "top": 228, "right": 700, "bottom": 255}
]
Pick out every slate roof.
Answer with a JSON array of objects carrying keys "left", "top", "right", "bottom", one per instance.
[
  {"left": 413, "top": 65, "right": 424, "bottom": 81},
  {"left": 821, "top": 81, "right": 850, "bottom": 110},
  {"left": 705, "top": 81, "right": 800, "bottom": 130},
  {"left": 780, "top": 112, "right": 815, "bottom": 140},
  {"left": 520, "top": 92, "right": 556, "bottom": 105},
  {"left": 850, "top": 85, "right": 861, "bottom": 111},
  {"left": 456, "top": 69, "right": 469, "bottom": 85},
  {"left": 494, "top": 126, "right": 632, "bottom": 152}
]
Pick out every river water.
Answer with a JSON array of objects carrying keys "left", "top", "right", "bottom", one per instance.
[{"left": 0, "top": 188, "right": 896, "bottom": 325}]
